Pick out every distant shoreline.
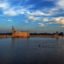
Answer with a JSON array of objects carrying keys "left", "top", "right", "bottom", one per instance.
[{"left": 0, "top": 34, "right": 63, "bottom": 38}]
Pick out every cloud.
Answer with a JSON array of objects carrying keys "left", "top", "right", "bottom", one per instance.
[
  {"left": 0, "top": 1, "right": 54, "bottom": 17},
  {"left": 3, "top": 6, "right": 28, "bottom": 16},
  {"left": 40, "top": 0, "right": 64, "bottom": 17},
  {"left": 0, "top": 0, "right": 60, "bottom": 20},
  {"left": 3, "top": 8, "right": 52, "bottom": 17},
  {"left": 37, "top": 17, "right": 64, "bottom": 26},
  {"left": 48, "top": 17, "right": 64, "bottom": 25},
  {"left": 0, "top": 1, "right": 17, "bottom": 16},
  {"left": 0, "top": 1, "right": 26, "bottom": 16},
  {"left": 0, "top": 1, "right": 9, "bottom": 10},
  {"left": 55, "top": 17, "right": 64, "bottom": 24},
  {"left": 0, "top": 0, "right": 64, "bottom": 25},
  {"left": 8, "top": 19, "right": 12, "bottom": 22},
  {"left": 42, "top": 18, "right": 49, "bottom": 22},
  {"left": 38, "top": 23, "right": 45, "bottom": 27},
  {"left": 28, "top": 10, "right": 51, "bottom": 16},
  {"left": 27, "top": 15, "right": 40, "bottom": 21},
  {"left": 61, "top": 25, "right": 64, "bottom": 28},
  {"left": 57, "top": 0, "right": 64, "bottom": 9},
  {"left": 47, "top": 22, "right": 53, "bottom": 24},
  {"left": 3, "top": 8, "right": 18, "bottom": 16},
  {"left": 28, "top": 15, "right": 36, "bottom": 20}
]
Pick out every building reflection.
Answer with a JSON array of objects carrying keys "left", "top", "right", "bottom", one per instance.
[{"left": 11, "top": 37, "right": 30, "bottom": 48}]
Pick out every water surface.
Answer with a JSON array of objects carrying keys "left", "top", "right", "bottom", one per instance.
[{"left": 0, "top": 37, "right": 64, "bottom": 64}]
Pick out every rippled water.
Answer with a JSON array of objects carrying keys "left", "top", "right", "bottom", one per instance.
[{"left": 0, "top": 37, "right": 64, "bottom": 64}]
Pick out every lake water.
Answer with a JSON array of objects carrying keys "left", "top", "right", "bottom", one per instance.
[{"left": 0, "top": 37, "right": 64, "bottom": 64}]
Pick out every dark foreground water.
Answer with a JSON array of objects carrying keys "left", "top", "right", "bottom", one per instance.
[{"left": 0, "top": 37, "right": 64, "bottom": 64}]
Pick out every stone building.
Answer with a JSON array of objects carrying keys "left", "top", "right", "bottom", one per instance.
[{"left": 12, "top": 26, "right": 30, "bottom": 38}]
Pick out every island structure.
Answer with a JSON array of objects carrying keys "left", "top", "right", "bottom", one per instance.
[
  {"left": 12, "top": 26, "right": 30, "bottom": 38},
  {"left": 0, "top": 26, "right": 30, "bottom": 38}
]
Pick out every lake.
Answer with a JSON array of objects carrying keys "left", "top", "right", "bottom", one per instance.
[{"left": 0, "top": 37, "right": 64, "bottom": 64}]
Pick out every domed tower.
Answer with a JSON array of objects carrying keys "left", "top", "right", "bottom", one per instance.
[{"left": 12, "top": 26, "right": 16, "bottom": 33}]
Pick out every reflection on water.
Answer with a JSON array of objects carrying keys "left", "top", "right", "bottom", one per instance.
[{"left": 0, "top": 37, "right": 64, "bottom": 64}]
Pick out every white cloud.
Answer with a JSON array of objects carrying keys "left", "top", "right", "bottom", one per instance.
[
  {"left": 42, "top": 0, "right": 64, "bottom": 17},
  {"left": 48, "top": 17, "right": 64, "bottom": 25},
  {"left": 27, "top": 15, "right": 39, "bottom": 21},
  {"left": 0, "top": 1, "right": 55, "bottom": 17},
  {"left": 38, "top": 23, "right": 45, "bottom": 27},
  {"left": 47, "top": 22, "right": 53, "bottom": 24},
  {"left": 8, "top": 19, "right": 12, "bottom": 22},
  {"left": 0, "top": 1, "right": 10, "bottom": 10},
  {"left": 0, "top": 1, "right": 25, "bottom": 16},
  {"left": 57, "top": 0, "right": 64, "bottom": 9},
  {"left": 48, "top": 7, "right": 59, "bottom": 15},
  {"left": 0, "top": 1, "right": 18, "bottom": 16},
  {"left": 3, "top": 8, "right": 18, "bottom": 16},
  {"left": 42, "top": 18, "right": 49, "bottom": 22},
  {"left": 54, "top": 17, "right": 64, "bottom": 24},
  {"left": 28, "top": 10, "right": 51, "bottom": 16},
  {"left": 38, "top": 17, "right": 64, "bottom": 25}
]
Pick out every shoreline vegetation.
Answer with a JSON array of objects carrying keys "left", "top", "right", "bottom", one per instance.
[{"left": 0, "top": 32, "right": 63, "bottom": 38}]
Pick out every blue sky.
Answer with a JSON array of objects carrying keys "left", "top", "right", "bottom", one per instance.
[{"left": 0, "top": 0, "right": 64, "bottom": 32}]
